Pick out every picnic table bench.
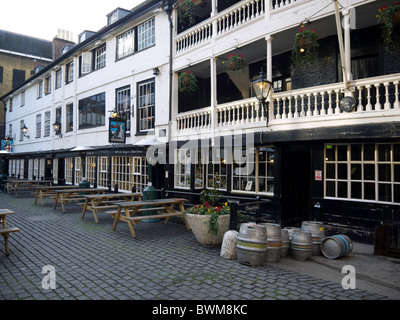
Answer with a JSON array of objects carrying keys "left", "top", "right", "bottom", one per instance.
[
  {"left": 107, "top": 198, "right": 190, "bottom": 238},
  {"left": 53, "top": 188, "right": 107, "bottom": 212},
  {"left": 7, "top": 179, "right": 52, "bottom": 196},
  {"left": 33, "top": 185, "right": 78, "bottom": 206},
  {"left": 0, "top": 209, "right": 20, "bottom": 256},
  {"left": 80, "top": 192, "right": 142, "bottom": 223}
]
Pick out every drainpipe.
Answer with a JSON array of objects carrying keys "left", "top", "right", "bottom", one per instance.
[{"left": 165, "top": 0, "right": 174, "bottom": 189}]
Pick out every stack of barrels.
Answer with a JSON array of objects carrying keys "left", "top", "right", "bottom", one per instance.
[{"left": 236, "top": 220, "right": 353, "bottom": 267}]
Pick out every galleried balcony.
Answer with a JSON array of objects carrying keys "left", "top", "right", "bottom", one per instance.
[
  {"left": 172, "top": 0, "right": 400, "bottom": 140},
  {"left": 174, "top": 73, "right": 400, "bottom": 139},
  {"left": 175, "top": 0, "right": 300, "bottom": 54}
]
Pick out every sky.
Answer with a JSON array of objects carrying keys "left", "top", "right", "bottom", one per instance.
[{"left": 0, "top": 0, "right": 146, "bottom": 42}]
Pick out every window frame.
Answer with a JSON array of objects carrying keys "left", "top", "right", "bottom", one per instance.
[
  {"left": 324, "top": 143, "right": 400, "bottom": 204},
  {"left": 137, "top": 79, "right": 155, "bottom": 133}
]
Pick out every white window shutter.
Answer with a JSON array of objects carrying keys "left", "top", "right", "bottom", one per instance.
[{"left": 81, "top": 52, "right": 92, "bottom": 74}]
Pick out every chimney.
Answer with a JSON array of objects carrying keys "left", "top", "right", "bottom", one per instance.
[{"left": 52, "top": 29, "right": 75, "bottom": 60}]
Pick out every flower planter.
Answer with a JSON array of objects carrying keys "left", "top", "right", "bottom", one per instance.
[
  {"left": 184, "top": 213, "right": 230, "bottom": 245},
  {"left": 227, "top": 60, "right": 244, "bottom": 71}
]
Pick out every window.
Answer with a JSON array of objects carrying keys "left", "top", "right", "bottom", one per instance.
[
  {"left": 55, "top": 69, "right": 62, "bottom": 89},
  {"left": 117, "top": 28, "right": 134, "bottom": 59},
  {"left": 74, "top": 157, "right": 82, "bottom": 185},
  {"left": 36, "top": 114, "right": 42, "bottom": 138},
  {"left": 97, "top": 157, "right": 109, "bottom": 188},
  {"left": 8, "top": 124, "right": 12, "bottom": 138},
  {"left": 325, "top": 143, "right": 400, "bottom": 204},
  {"left": 112, "top": 156, "right": 147, "bottom": 192},
  {"left": 137, "top": 18, "right": 155, "bottom": 51},
  {"left": 137, "top": 79, "right": 155, "bottom": 132},
  {"left": 20, "top": 91, "right": 25, "bottom": 107},
  {"left": 37, "top": 80, "right": 43, "bottom": 98},
  {"left": 0, "top": 66, "right": 3, "bottom": 83},
  {"left": 12, "top": 69, "right": 25, "bottom": 89},
  {"left": 116, "top": 18, "right": 155, "bottom": 60},
  {"left": 9, "top": 98, "right": 13, "bottom": 112},
  {"left": 85, "top": 156, "right": 96, "bottom": 187},
  {"left": 78, "top": 93, "right": 106, "bottom": 129},
  {"left": 80, "top": 44, "right": 106, "bottom": 75},
  {"left": 44, "top": 111, "right": 51, "bottom": 137},
  {"left": 207, "top": 148, "right": 227, "bottom": 190},
  {"left": 232, "top": 146, "right": 275, "bottom": 194},
  {"left": 53, "top": 159, "right": 59, "bottom": 184},
  {"left": 65, "top": 158, "right": 74, "bottom": 184},
  {"left": 45, "top": 76, "right": 52, "bottom": 94},
  {"left": 66, "top": 103, "right": 73, "bottom": 132},
  {"left": 175, "top": 149, "right": 191, "bottom": 189},
  {"left": 19, "top": 120, "right": 24, "bottom": 141},
  {"left": 95, "top": 45, "right": 106, "bottom": 70},
  {"left": 116, "top": 86, "right": 131, "bottom": 131},
  {"left": 55, "top": 106, "right": 62, "bottom": 134},
  {"left": 66, "top": 61, "right": 74, "bottom": 84}
]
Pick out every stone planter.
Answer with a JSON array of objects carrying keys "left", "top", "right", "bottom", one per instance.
[{"left": 184, "top": 213, "right": 230, "bottom": 245}]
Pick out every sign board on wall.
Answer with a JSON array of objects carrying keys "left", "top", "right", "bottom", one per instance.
[{"left": 108, "top": 117, "right": 126, "bottom": 144}]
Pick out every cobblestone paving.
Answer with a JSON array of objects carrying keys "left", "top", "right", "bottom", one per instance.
[{"left": 0, "top": 192, "right": 389, "bottom": 301}]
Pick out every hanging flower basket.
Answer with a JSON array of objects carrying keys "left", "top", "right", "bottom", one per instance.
[
  {"left": 377, "top": 1, "right": 400, "bottom": 52},
  {"left": 178, "top": 71, "right": 199, "bottom": 93},
  {"left": 178, "top": 0, "right": 196, "bottom": 27},
  {"left": 291, "top": 28, "right": 319, "bottom": 68},
  {"left": 223, "top": 53, "right": 245, "bottom": 72}
]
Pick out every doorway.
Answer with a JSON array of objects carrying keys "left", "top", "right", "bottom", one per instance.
[{"left": 281, "top": 147, "right": 312, "bottom": 227}]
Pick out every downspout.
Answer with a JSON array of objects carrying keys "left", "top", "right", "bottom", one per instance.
[{"left": 164, "top": 0, "right": 174, "bottom": 189}]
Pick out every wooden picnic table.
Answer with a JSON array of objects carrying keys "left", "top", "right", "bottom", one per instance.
[
  {"left": 108, "top": 198, "right": 190, "bottom": 238},
  {"left": 0, "top": 209, "right": 20, "bottom": 256},
  {"left": 7, "top": 179, "right": 52, "bottom": 196},
  {"left": 33, "top": 185, "right": 78, "bottom": 206},
  {"left": 53, "top": 188, "right": 107, "bottom": 212},
  {"left": 80, "top": 192, "right": 142, "bottom": 223}
]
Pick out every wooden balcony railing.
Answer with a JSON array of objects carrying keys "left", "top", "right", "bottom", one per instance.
[{"left": 173, "top": 74, "right": 400, "bottom": 137}]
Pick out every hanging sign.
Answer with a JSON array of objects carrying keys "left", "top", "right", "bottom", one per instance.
[
  {"left": 108, "top": 117, "right": 126, "bottom": 144},
  {"left": 1, "top": 139, "right": 13, "bottom": 152}
]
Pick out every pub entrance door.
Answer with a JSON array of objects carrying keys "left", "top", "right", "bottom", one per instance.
[{"left": 281, "top": 146, "right": 312, "bottom": 227}]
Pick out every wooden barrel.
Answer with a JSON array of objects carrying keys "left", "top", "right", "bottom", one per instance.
[
  {"left": 236, "top": 223, "right": 267, "bottom": 267},
  {"left": 301, "top": 221, "right": 325, "bottom": 255},
  {"left": 259, "top": 223, "right": 282, "bottom": 263},
  {"left": 290, "top": 230, "right": 313, "bottom": 261},
  {"left": 321, "top": 234, "right": 353, "bottom": 259},
  {"left": 281, "top": 229, "right": 290, "bottom": 258}
]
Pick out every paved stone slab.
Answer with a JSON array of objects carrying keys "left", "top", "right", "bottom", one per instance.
[{"left": 0, "top": 192, "right": 392, "bottom": 302}]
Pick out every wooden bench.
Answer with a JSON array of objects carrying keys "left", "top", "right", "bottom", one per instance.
[
  {"left": 0, "top": 227, "right": 20, "bottom": 256},
  {"left": 110, "top": 198, "right": 190, "bottom": 238},
  {"left": 59, "top": 196, "right": 87, "bottom": 212}
]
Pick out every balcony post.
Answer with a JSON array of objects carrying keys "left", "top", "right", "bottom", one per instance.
[
  {"left": 266, "top": 34, "right": 273, "bottom": 122},
  {"left": 343, "top": 7, "right": 353, "bottom": 82},
  {"left": 210, "top": 56, "right": 218, "bottom": 132}
]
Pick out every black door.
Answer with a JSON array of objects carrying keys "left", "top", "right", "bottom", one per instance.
[{"left": 281, "top": 147, "right": 312, "bottom": 227}]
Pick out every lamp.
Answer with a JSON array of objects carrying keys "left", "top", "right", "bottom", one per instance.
[
  {"left": 153, "top": 67, "right": 160, "bottom": 75},
  {"left": 251, "top": 68, "right": 272, "bottom": 125},
  {"left": 53, "top": 120, "right": 62, "bottom": 137},
  {"left": 109, "top": 108, "right": 118, "bottom": 118},
  {"left": 21, "top": 124, "right": 30, "bottom": 139}
]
